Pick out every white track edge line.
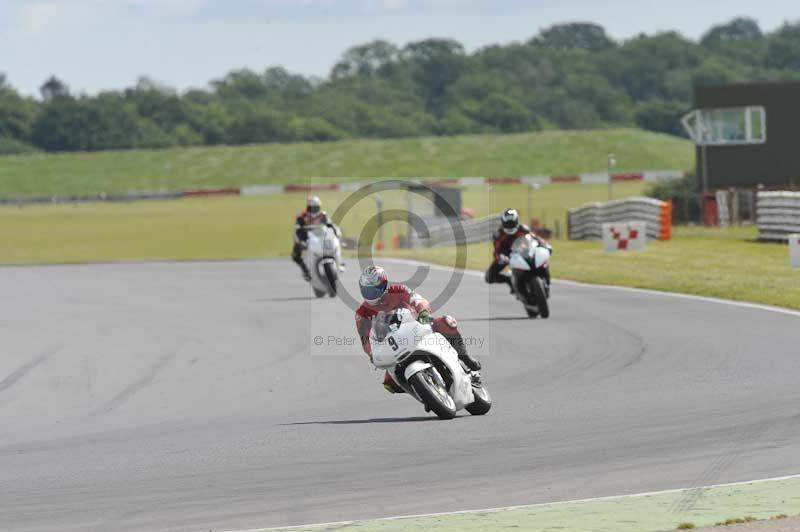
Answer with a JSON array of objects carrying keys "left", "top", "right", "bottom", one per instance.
[
  {"left": 220, "top": 472, "right": 800, "bottom": 532},
  {"left": 382, "top": 258, "right": 800, "bottom": 318},
  {"left": 220, "top": 256, "right": 799, "bottom": 532}
]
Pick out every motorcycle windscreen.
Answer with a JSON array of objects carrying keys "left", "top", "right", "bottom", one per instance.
[{"left": 369, "top": 309, "right": 412, "bottom": 368}]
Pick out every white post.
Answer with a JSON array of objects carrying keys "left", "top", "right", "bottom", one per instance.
[
  {"left": 607, "top": 154, "right": 617, "bottom": 201},
  {"left": 790, "top": 234, "right": 800, "bottom": 268},
  {"left": 715, "top": 190, "right": 730, "bottom": 226}
]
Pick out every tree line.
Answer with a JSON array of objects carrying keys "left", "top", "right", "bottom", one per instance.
[{"left": 2, "top": 17, "right": 800, "bottom": 154}]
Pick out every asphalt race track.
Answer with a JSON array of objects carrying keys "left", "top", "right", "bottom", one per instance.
[{"left": 1, "top": 259, "right": 800, "bottom": 532}]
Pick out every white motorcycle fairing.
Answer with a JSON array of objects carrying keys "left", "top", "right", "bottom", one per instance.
[
  {"left": 509, "top": 233, "right": 552, "bottom": 319},
  {"left": 534, "top": 245, "right": 550, "bottom": 269},
  {"left": 370, "top": 309, "right": 475, "bottom": 411},
  {"left": 303, "top": 224, "right": 341, "bottom": 296},
  {"left": 509, "top": 250, "right": 531, "bottom": 271},
  {"left": 509, "top": 234, "right": 550, "bottom": 271}
]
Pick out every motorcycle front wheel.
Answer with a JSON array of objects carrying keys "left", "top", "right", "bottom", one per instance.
[
  {"left": 465, "top": 384, "right": 492, "bottom": 415},
  {"left": 409, "top": 369, "right": 456, "bottom": 420},
  {"left": 323, "top": 262, "right": 338, "bottom": 297},
  {"left": 532, "top": 275, "right": 549, "bottom": 318}
]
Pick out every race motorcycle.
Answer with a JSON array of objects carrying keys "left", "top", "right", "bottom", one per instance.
[
  {"left": 370, "top": 308, "right": 491, "bottom": 420},
  {"left": 304, "top": 224, "right": 342, "bottom": 298},
  {"left": 508, "top": 233, "right": 552, "bottom": 318}
]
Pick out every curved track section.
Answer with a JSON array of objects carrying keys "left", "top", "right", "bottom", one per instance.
[{"left": 1, "top": 260, "right": 799, "bottom": 532}]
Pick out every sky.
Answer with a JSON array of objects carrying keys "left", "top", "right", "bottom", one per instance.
[{"left": 1, "top": 0, "right": 798, "bottom": 97}]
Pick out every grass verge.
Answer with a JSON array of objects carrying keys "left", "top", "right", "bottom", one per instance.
[
  {"left": 0, "top": 182, "right": 645, "bottom": 264},
  {"left": 261, "top": 476, "right": 800, "bottom": 532},
  {"left": 3, "top": 191, "right": 796, "bottom": 312},
  {"left": 380, "top": 225, "right": 800, "bottom": 310},
  {"left": 0, "top": 128, "right": 690, "bottom": 198}
]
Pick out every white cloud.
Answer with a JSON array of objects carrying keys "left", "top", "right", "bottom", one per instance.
[
  {"left": 1, "top": 0, "right": 795, "bottom": 96},
  {"left": 257, "top": 0, "right": 338, "bottom": 8},
  {"left": 361, "top": 0, "right": 406, "bottom": 12},
  {"left": 18, "top": 0, "right": 209, "bottom": 33},
  {"left": 360, "top": 0, "right": 475, "bottom": 12},
  {"left": 123, "top": 0, "right": 208, "bottom": 16},
  {"left": 19, "top": 1, "right": 88, "bottom": 33}
]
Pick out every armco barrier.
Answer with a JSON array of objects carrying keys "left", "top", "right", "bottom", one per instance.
[
  {"left": 486, "top": 176, "right": 522, "bottom": 184},
  {"left": 240, "top": 184, "right": 283, "bottom": 196},
  {"left": 182, "top": 186, "right": 240, "bottom": 198},
  {"left": 283, "top": 183, "right": 339, "bottom": 193},
  {"left": 611, "top": 172, "right": 644, "bottom": 182},
  {"left": 0, "top": 170, "right": 686, "bottom": 205},
  {"left": 421, "top": 214, "right": 500, "bottom": 248},
  {"left": 568, "top": 197, "right": 672, "bottom": 241},
  {"left": 756, "top": 191, "right": 800, "bottom": 241},
  {"left": 0, "top": 189, "right": 183, "bottom": 205}
]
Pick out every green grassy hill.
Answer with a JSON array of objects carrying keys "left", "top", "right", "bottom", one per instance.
[{"left": 0, "top": 128, "right": 692, "bottom": 198}]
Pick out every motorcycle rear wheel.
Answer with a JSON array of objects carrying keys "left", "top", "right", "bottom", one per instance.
[{"left": 409, "top": 369, "right": 456, "bottom": 420}]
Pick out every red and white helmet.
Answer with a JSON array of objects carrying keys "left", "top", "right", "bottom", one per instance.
[
  {"left": 359, "top": 266, "right": 388, "bottom": 305},
  {"left": 306, "top": 195, "right": 322, "bottom": 214}
]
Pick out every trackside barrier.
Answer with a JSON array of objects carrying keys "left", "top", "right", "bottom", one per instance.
[
  {"left": 790, "top": 234, "right": 800, "bottom": 268},
  {"left": 602, "top": 221, "right": 647, "bottom": 252},
  {"left": 568, "top": 197, "right": 672, "bottom": 241},
  {"left": 241, "top": 184, "right": 283, "bottom": 196},
  {"left": 756, "top": 191, "right": 800, "bottom": 241},
  {"left": 0, "top": 171, "right": 686, "bottom": 205},
  {"left": 421, "top": 214, "right": 500, "bottom": 248},
  {"left": 0, "top": 190, "right": 183, "bottom": 205},
  {"left": 182, "top": 186, "right": 240, "bottom": 198}
]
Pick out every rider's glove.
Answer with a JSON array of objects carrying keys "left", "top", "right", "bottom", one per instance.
[
  {"left": 498, "top": 254, "right": 510, "bottom": 265},
  {"left": 417, "top": 309, "right": 433, "bottom": 324}
]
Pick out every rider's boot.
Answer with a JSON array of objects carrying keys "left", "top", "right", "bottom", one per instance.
[
  {"left": 299, "top": 263, "right": 311, "bottom": 282},
  {"left": 505, "top": 275, "right": 515, "bottom": 295},
  {"left": 383, "top": 371, "right": 405, "bottom": 394},
  {"left": 460, "top": 352, "right": 482, "bottom": 372},
  {"left": 449, "top": 333, "right": 482, "bottom": 372},
  {"left": 292, "top": 251, "right": 312, "bottom": 281},
  {"left": 434, "top": 316, "right": 482, "bottom": 372}
]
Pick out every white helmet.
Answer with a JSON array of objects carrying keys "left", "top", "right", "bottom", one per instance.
[
  {"left": 307, "top": 195, "right": 322, "bottom": 214},
  {"left": 500, "top": 208, "right": 520, "bottom": 235}
]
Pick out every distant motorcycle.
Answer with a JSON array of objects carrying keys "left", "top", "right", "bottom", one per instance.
[
  {"left": 304, "top": 224, "right": 341, "bottom": 298},
  {"left": 370, "top": 308, "right": 491, "bottom": 420},
  {"left": 508, "top": 234, "right": 552, "bottom": 318}
]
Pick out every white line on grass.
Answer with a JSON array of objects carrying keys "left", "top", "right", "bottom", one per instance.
[
  {"left": 383, "top": 258, "right": 800, "bottom": 319},
  {"left": 220, "top": 472, "right": 800, "bottom": 532},
  {"left": 217, "top": 257, "right": 800, "bottom": 532}
]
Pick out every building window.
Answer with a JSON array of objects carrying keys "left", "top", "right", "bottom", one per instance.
[{"left": 682, "top": 106, "right": 766, "bottom": 146}]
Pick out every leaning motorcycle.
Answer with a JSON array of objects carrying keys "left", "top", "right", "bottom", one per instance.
[
  {"left": 508, "top": 234, "right": 552, "bottom": 318},
  {"left": 303, "top": 224, "right": 341, "bottom": 298},
  {"left": 370, "top": 308, "right": 491, "bottom": 420}
]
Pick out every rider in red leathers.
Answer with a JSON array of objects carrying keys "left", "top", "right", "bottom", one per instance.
[{"left": 355, "top": 266, "right": 481, "bottom": 393}]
